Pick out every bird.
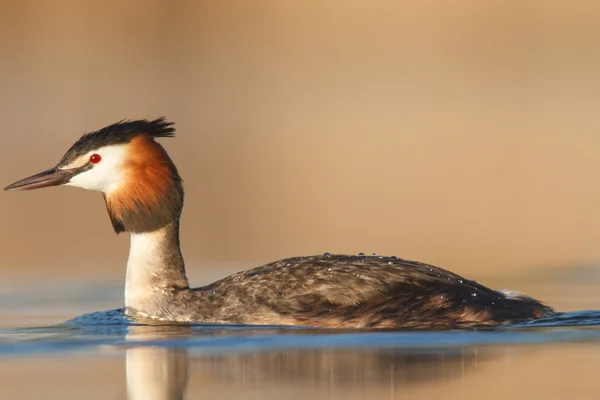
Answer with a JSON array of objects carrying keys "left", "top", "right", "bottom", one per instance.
[{"left": 4, "top": 118, "right": 554, "bottom": 329}]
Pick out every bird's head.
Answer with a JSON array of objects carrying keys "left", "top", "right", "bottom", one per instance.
[{"left": 4, "top": 118, "right": 184, "bottom": 233}]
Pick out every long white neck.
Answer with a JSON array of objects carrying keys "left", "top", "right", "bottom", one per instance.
[{"left": 125, "top": 221, "right": 189, "bottom": 313}]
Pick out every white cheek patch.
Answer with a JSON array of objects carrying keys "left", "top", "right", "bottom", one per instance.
[{"left": 65, "top": 144, "right": 129, "bottom": 194}]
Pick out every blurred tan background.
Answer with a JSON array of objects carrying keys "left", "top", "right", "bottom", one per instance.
[{"left": 1, "top": 0, "right": 600, "bottom": 285}]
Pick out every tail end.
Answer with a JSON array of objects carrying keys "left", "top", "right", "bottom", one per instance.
[{"left": 500, "top": 289, "right": 555, "bottom": 319}]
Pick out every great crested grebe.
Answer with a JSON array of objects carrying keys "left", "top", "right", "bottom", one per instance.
[{"left": 5, "top": 119, "right": 554, "bottom": 329}]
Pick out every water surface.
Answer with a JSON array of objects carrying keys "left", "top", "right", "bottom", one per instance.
[{"left": 1, "top": 277, "right": 600, "bottom": 400}]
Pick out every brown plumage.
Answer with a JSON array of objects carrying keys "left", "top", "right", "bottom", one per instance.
[
  {"left": 3, "top": 118, "right": 556, "bottom": 329},
  {"left": 154, "top": 251, "right": 554, "bottom": 329}
]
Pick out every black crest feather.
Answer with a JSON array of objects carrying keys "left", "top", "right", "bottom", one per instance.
[{"left": 58, "top": 118, "right": 175, "bottom": 167}]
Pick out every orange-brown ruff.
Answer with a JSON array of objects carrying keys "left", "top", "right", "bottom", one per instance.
[
  {"left": 3, "top": 118, "right": 555, "bottom": 329},
  {"left": 105, "top": 135, "right": 183, "bottom": 233}
]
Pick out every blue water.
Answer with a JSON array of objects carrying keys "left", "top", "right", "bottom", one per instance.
[{"left": 0, "top": 306, "right": 598, "bottom": 357}]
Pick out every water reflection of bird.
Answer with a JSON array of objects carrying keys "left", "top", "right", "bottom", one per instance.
[
  {"left": 198, "top": 347, "right": 490, "bottom": 387},
  {"left": 5, "top": 118, "right": 554, "bottom": 328},
  {"left": 123, "top": 324, "right": 495, "bottom": 399}
]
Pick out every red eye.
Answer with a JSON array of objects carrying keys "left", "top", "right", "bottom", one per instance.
[{"left": 90, "top": 154, "right": 102, "bottom": 164}]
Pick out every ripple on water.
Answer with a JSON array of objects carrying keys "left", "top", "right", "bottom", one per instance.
[
  {"left": 65, "top": 308, "right": 131, "bottom": 326},
  {"left": 0, "top": 309, "right": 598, "bottom": 357}
]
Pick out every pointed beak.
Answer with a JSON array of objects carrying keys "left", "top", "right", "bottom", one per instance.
[{"left": 4, "top": 166, "right": 84, "bottom": 191}]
